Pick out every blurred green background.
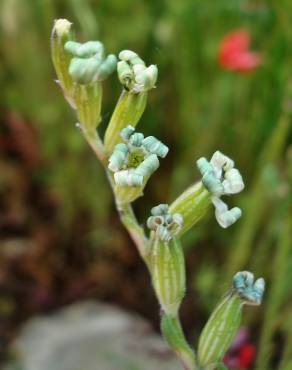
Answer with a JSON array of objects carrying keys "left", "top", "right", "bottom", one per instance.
[{"left": 0, "top": 0, "right": 291, "bottom": 369}]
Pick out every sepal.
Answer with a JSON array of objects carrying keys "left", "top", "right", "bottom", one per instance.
[
  {"left": 104, "top": 49, "right": 158, "bottom": 153},
  {"left": 51, "top": 19, "right": 75, "bottom": 107},
  {"left": 197, "top": 271, "right": 265, "bottom": 369},
  {"left": 150, "top": 238, "right": 185, "bottom": 317}
]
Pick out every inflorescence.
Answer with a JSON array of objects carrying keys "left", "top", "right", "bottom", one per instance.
[
  {"left": 147, "top": 204, "right": 183, "bottom": 242},
  {"left": 197, "top": 151, "right": 244, "bottom": 228},
  {"left": 108, "top": 125, "right": 168, "bottom": 187}
]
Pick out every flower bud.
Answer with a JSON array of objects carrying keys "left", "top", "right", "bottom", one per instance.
[
  {"left": 104, "top": 50, "right": 158, "bottom": 154},
  {"left": 147, "top": 204, "right": 183, "bottom": 242},
  {"left": 51, "top": 19, "right": 75, "bottom": 107},
  {"left": 69, "top": 57, "right": 102, "bottom": 85},
  {"left": 51, "top": 20, "right": 117, "bottom": 131},
  {"left": 169, "top": 151, "right": 245, "bottom": 236},
  {"left": 198, "top": 271, "right": 265, "bottom": 369},
  {"left": 65, "top": 40, "right": 117, "bottom": 84}
]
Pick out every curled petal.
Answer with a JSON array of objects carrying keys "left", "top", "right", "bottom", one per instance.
[
  {"left": 129, "top": 132, "right": 144, "bottom": 147},
  {"left": 108, "top": 143, "right": 128, "bottom": 172},
  {"left": 134, "top": 65, "right": 158, "bottom": 92},
  {"left": 142, "top": 136, "right": 169, "bottom": 157},
  {"left": 135, "top": 154, "right": 159, "bottom": 177},
  {"left": 212, "top": 197, "right": 242, "bottom": 228},
  {"left": 196, "top": 157, "right": 213, "bottom": 176},
  {"left": 210, "top": 151, "right": 234, "bottom": 176},
  {"left": 120, "top": 125, "right": 135, "bottom": 141},
  {"left": 233, "top": 271, "right": 265, "bottom": 305},
  {"left": 114, "top": 169, "right": 143, "bottom": 187},
  {"left": 65, "top": 41, "right": 82, "bottom": 55},
  {"left": 68, "top": 57, "right": 102, "bottom": 84},
  {"left": 151, "top": 204, "right": 169, "bottom": 216},
  {"left": 202, "top": 172, "right": 224, "bottom": 194},
  {"left": 147, "top": 215, "right": 164, "bottom": 230},
  {"left": 119, "top": 50, "right": 145, "bottom": 66},
  {"left": 117, "top": 60, "right": 134, "bottom": 86},
  {"left": 95, "top": 54, "right": 118, "bottom": 81},
  {"left": 76, "top": 41, "right": 104, "bottom": 58},
  {"left": 222, "top": 168, "right": 245, "bottom": 194}
]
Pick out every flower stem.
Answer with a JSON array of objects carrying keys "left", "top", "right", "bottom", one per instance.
[
  {"left": 161, "top": 314, "right": 198, "bottom": 370},
  {"left": 116, "top": 202, "right": 150, "bottom": 262}
]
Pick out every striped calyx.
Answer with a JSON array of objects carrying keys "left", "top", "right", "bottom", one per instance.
[
  {"left": 198, "top": 271, "right": 265, "bottom": 369},
  {"left": 51, "top": 19, "right": 75, "bottom": 107},
  {"left": 150, "top": 237, "right": 186, "bottom": 317},
  {"left": 117, "top": 50, "right": 158, "bottom": 93},
  {"left": 104, "top": 50, "right": 156, "bottom": 153},
  {"left": 108, "top": 126, "right": 168, "bottom": 204},
  {"left": 197, "top": 151, "right": 245, "bottom": 228},
  {"left": 169, "top": 181, "right": 212, "bottom": 237},
  {"left": 65, "top": 41, "right": 117, "bottom": 84},
  {"left": 147, "top": 204, "right": 183, "bottom": 242},
  {"left": 148, "top": 206, "right": 185, "bottom": 317},
  {"left": 51, "top": 20, "right": 114, "bottom": 130}
]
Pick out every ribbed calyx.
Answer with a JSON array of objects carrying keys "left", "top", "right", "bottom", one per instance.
[
  {"left": 147, "top": 205, "right": 185, "bottom": 317},
  {"left": 51, "top": 19, "right": 116, "bottom": 130},
  {"left": 65, "top": 41, "right": 117, "bottom": 84},
  {"left": 197, "top": 151, "right": 244, "bottom": 228},
  {"left": 197, "top": 271, "right": 265, "bottom": 370},
  {"left": 150, "top": 237, "right": 186, "bottom": 317},
  {"left": 117, "top": 50, "right": 158, "bottom": 93},
  {"left": 108, "top": 125, "right": 168, "bottom": 187},
  {"left": 51, "top": 19, "right": 75, "bottom": 107},
  {"left": 104, "top": 49, "right": 157, "bottom": 153},
  {"left": 147, "top": 204, "right": 183, "bottom": 242}
]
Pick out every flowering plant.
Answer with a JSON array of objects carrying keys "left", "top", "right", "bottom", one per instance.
[{"left": 51, "top": 19, "right": 265, "bottom": 370}]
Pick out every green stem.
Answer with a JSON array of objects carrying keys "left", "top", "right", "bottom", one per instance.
[
  {"left": 161, "top": 314, "right": 198, "bottom": 370},
  {"left": 83, "top": 127, "right": 107, "bottom": 164},
  {"left": 116, "top": 202, "right": 150, "bottom": 262}
]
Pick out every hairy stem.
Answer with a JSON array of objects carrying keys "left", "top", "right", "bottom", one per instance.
[{"left": 116, "top": 202, "right": 150, "bottom": 262}]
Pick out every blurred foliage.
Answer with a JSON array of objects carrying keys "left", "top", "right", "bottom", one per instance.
[{"left": 0, "top": 0, "right": 291, "bottom": 369}]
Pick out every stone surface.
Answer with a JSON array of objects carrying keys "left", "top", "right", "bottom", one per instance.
[{"left": 5, "top": 301, "right": 181, "bottom": 370}]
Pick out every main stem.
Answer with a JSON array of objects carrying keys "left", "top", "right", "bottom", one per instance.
[{"left": 83, "top": 126, "right": 194, "bottom": 370}]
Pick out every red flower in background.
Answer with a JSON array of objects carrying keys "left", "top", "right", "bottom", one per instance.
[
  {"left": 224, "top": 327, "right": 257, "bottom": 369},
  {"left": 218, "top": 29, "right": 262, "bottom": 72}
]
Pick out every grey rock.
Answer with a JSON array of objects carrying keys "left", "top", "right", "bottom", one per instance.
[{"left": 5, "top": 301, "right": 181, "bottom": 370}]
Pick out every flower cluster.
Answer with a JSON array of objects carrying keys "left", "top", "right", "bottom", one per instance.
[
  {"left": 108, "top": 125, "right": 168, "bottom": 187},
  {"left": 233, "top": 271, "right": 265, "bottom": 306},
  {"left": 147, "top": 204, "right": 183, "bottom": 241},
  {"left": 197, "top": 151, "right": 244, "bottom": 228},
  {"left": 117, "top": 50, "right": 158, "bottom": 93},
  {"left": 65, "top": 40, "right": 117, "bottom": 84}
]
